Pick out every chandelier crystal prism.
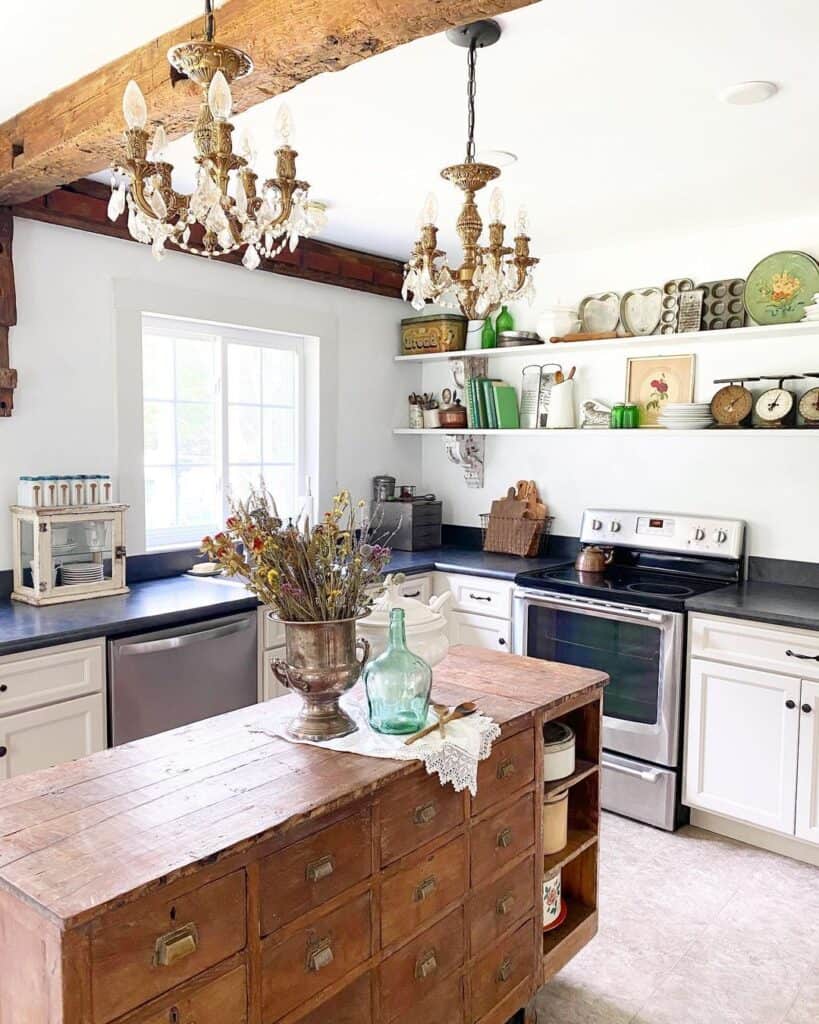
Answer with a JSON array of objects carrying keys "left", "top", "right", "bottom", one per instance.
[
  {"left": 108, "top": 0, "right": 327, "bottom": 266},
  {"left": 402, "top": 20, "right": 538, "bottom": 320}
]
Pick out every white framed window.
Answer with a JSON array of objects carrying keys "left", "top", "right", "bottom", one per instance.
[{"left": 141, "top": 314, "right": 304, "bottom": 550}]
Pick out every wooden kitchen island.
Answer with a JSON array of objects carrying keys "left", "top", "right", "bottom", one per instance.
[{"left": 0, "top": 646, "right": 606, "bottom": 1024}]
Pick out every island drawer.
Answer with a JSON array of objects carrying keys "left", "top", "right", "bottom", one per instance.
[
  {"left": 378, "top": 907, "right": 465, "bottom": 1022},
  {"left": 381, "top": 835, "right": 468, "bottom": 947},
  {"left": 469, "top": 855, "right": 534, "bottom": 956},
  {"left": 471, "top": 729, "right": 535, "bottom": 815},
  {"left": 260, "top": 892, "right": 371, "bottom": 1022},
  {"left": 259, "top": 809, "right": 372, "bottom": 935},
  {"left": 470, "top": 792, "right": 536, "bottom": 885},
  {"left": 290, "top": 972, "right": 372, "bottom": 1024},
  {"left": 125, "top": 963, "right": 247, "bottom": 1024},
  {"left": 379, "top": 771, "right": 465, "bottom": 866},
  {"left": 398, "top": 969, "right": 465, "bottom": 1024},
  {"left": 470, "top": 918, "right": 535, "bottom": 1022},
  {"left": 90, "top": 871, "right": 247, "bottom": 1024}
]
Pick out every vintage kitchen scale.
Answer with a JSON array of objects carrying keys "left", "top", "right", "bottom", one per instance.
[
  {"left": 754, "top": 375, "right": 801, "bottom": 428},
  {"left": 798, "top": 372, "right": 819, "bottom": 426},
  {"left": 710, "top": 377, "right": 760, "bottom": 427}
]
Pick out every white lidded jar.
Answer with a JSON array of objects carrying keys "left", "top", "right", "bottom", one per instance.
[
  {"left": 543, "top": 721, "right": 576, "bottom": 782},
  {"left": 357, "top": 574, "right": 452, "bottom": 666},
  {"left": 542, "top": 789, "right": 569, "bottom": 855}
]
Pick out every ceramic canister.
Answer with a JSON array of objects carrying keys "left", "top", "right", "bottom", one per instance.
[
  {"left": 545, "top": 379, "right": 577, "bottom": 429},
  {"left": 542, "top": 789, "right": 569, "bottom": 855},
  {"left": 544, "top": 721, "right": 576, "bottom": 782},
  {"left": 543, "top": 867, "right": 562, "bottom": 927}
]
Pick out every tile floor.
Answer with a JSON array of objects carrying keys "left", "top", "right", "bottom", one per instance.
[{"left": 534, "top": 813, "right": 819, "bottom": 1024}]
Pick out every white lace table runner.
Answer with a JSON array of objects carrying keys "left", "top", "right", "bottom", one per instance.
[{"left": 253, "top": 689, "right": 501, "bottom": 796}]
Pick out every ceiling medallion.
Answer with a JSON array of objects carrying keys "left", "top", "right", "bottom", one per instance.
[
  {"left": 108, "top": 0, "right": 326, "bottom": 267},
  {"left": 403, "top": 20, "right": 538, "bottom": 320}
]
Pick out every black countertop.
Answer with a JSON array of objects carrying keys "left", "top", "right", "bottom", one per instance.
[
  {"left": 0, "top": 546, "right": 570, "bottom": 657},
  {"left": 685, "top": 582, "right": 819, "bottom": 632}
]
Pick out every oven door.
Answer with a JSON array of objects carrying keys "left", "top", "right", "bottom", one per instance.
[{"left": 513, "top": 589, "right": 684, "bottom": 767}]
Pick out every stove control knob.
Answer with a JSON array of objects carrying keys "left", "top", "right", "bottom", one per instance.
[
  {"left": 591, "top": 519, "right": 603, "bottom": 531},
  {"left": 712, "top": 529, "right": 728, "bottom": 544},
  {"left": 610, "top": 521, "right": 622, "bottom": 533},
  {"left": 690, "top": 527, "right": 706, "bottom": 542}
]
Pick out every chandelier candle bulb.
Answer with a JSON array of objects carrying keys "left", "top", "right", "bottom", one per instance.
[
  {"left": 207, "top": 70, "right": 233, "bottom": 120},
  {"left": 122, "top": 80, "right": 147, "bottom": 130},
  {"left": 489, "top": 187, "right": 505, "bottom": 223}
]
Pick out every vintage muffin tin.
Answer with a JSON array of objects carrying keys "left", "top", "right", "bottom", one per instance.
[{"left": 697, "top": 279, "right": 747, "bottom": 331}]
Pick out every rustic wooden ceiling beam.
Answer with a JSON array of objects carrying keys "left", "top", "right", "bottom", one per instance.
[
  {"left": 0, "top": 208, "right": 17, "bottom": 416},
  {"left": 0, "top": 0, "right": 536, "bottom": 206},
  {"left": 13, "top": 179, "right": 406, "bottom": 298}
]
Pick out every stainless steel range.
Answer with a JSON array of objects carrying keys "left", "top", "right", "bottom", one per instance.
[{"left": 513, "top": 509, "right": 745, "bottom": 830}]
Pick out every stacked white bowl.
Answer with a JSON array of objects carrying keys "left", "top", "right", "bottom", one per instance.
[
  {"left": 658, "top": 403, "right": 714, "bottom": 429},
  {"left": 802, "top": 293, "right": 819, "bottom": 321}
]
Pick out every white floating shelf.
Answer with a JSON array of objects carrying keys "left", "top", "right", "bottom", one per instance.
[
  {"left": 394, "top": 427, "right": 811, "bottom": 436},
  {"left": 394, "top": 320, "right": 819, "bottom": 363}
]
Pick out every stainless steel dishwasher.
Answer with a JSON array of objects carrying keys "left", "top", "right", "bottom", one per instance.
[{"left": 108, "top": 611, "right": 258, "bottom": 745}]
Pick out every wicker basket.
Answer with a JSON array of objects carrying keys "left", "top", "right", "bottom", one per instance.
[{"left": 480, "top": 514, "right": 554, "bottom": 557}]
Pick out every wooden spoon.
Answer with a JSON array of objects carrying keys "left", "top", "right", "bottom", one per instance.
[
  {"left": 431, "top": 702, "right": 449, "bottom": 739},
  {"left": 404, "top": 701, "right": 478, "bottom": 745}
]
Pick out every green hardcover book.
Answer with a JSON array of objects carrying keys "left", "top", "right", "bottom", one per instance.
[
  {"left": 465, "top": 378, "right": 478, "bottom": 428},
  {"left": 474, "top": 376, "right": 489, "bottom": 428},
  {"left": 492, "top": 382, "right": 520, "bottom": 429},
  {"left": 481, "top": 378, "right": 499, "bottom": 429}
]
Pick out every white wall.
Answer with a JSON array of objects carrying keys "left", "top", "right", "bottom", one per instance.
[
  {"left": 0, "top": 218, "right": 420, "bottom": 570},
  {"left": 418, "top": 213, "right": 819, "bottom": 561}
]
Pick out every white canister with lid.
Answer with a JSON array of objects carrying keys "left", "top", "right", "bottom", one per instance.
[
  {"left": 544, "top": 721, "right": 576, "bottom": 781},
  {"left": 55, "top": 477, "right": 72, "bottom": 507},
  {"left": 17, "top": 476, "right": 33, "bottom": 506},
  {"left": 100, "top": 474, "right": 114, "bottom": 503},
  {"left": 43, "top": 476, "right": 60, "bottom": 507},
  {"left": 71, "top": 475, "right": 87, "bottom": 506},
  {"left": 542, "top": 867, "right": 563, "bottom": 928},
  {"left": 357, "top": 574, "right": 451, "bottom": 666},
  {"left": 542, "top": 789, "right": 569, "bottom": 854}
]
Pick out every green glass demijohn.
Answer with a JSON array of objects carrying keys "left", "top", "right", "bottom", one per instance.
[
  {"left": 363, "top": 608, "right": 432, "bottom": 734},
  {"left": 495, "top": 305, "right": 515, "bottom": 334}
]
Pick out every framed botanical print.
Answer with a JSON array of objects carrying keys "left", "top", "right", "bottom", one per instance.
[{"left": 625, "top": 354, "right": 695, "bottom": 427}]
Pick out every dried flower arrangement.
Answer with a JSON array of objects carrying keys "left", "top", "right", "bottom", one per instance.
[{"left": 201, "top": 487, "right": 391, "bottom": 622}]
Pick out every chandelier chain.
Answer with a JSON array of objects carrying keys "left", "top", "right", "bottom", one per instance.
[
  {"left": 204, "top": 0, "right": 215, "bottom": 43},
  {"left": 466, "top": 41, "right": 477, "bottom": 164}
]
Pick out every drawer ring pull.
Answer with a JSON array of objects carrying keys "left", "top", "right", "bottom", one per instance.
[
  {"left": 153, "top": 923, "right": 199, "bottom": 968},
  {"left": 496, "top": 893, "right": 515, "bottom": 917},
  {"left": 785, "top": 649, "right": 819, "bottom": 662},
  {"left": 415, "top": 948, "right": 439, "bottom": 980},
  {"left": 414, "top": 802, "right": 437, "bottom": 825},
  {"left": 497, "top": 956, "right": 513, "bottom": 983},
  {"left": 497, "top": 758, "right": 516, "bottom": 780},
  {"left": 497, "top": 827, "right": 513, "bottom": 849},
  {"left": 413, "top": 876, "right": 438, "bottom": 903},
  {"left": 306, "top": 937, "right": 334, "bottom": 972},
  {"left": 305, "top": 854, "right": 335, "bottom": 883}
]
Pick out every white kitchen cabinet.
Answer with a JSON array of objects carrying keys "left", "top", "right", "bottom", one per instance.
[
  {"left": 685, "top": 657, "right": 801, "bottom": 833},
  {"left": 258, "top": 606, "right": 286, "bottom": 700},
  {"left": 395, "top": 574, "right": 432, "bottom": 604},
  {"left": 448, "top": 609, "right": 511, "bottom": 653},
  {"left": 796, "top": 680, "right": 819, "bottom": 844},
  {"left": 434, "top": 572, "right": 513, "bottom": 619},
  {"left": 0, "top": 694, "right": 105, "bottom": 780}
]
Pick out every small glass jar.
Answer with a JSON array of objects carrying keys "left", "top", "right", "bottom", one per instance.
[
  {"left": 100, "top": 474, "right": 114, "bottom": 503},
  {"left": 610, "top": 403, "right": 625, "bottom": 429},
  {"left": 363, "top": 608, "right": 432, "bottom": 735},
  {"left": 71, "top": 475, "right": 87, "bottom": 506},
  {"left": 623, "top": 403, "right": 640, "bottom": 429},
  {"left": 55, "top": 477, "right": 72, "bottom": 507},
  {"left": 43, "top": 476, "right": 59, "bottom": 507},
  {"left": 17, "top": 476, "right": 33, "bottom": 506}
]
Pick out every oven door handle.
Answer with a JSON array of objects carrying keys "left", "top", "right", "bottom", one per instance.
[
  {"left": 603, "top": 759, "right": 662, "bottom": 783},
  {"left": 513, "top": 589, "right": 671, "bottom": 626}
]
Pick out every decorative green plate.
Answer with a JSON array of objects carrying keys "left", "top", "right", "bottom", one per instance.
[{"left": 744, "top": 250, "right": 819, "bottom": 325}]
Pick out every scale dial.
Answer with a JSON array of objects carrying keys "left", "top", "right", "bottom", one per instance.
[
  {"left": 799, "top": 386, "right": 819, "bottom": 424},
  {"left": 711, "top": 384, "right": 752, "bottom": 426},
  {"left": 755, "top": 387, "right": 795, "bottom": 425}
]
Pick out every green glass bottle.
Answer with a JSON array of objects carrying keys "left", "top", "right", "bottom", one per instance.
[
  {"left": 364, "top": 608, "right": 432, "bottom": 735},
  {"left": 480, "top": 316, "right": 496, "bottom": 349},
  {"left": 495, "top": 305, "right": 515, "bottom": 335}
]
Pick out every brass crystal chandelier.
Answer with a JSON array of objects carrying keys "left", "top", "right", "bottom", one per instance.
[
  {"left": 403, "top": 21, "right": 538, "bottom": 320},
  {"left": 108, "top": 0, "right": 326, "bottom": 267}
]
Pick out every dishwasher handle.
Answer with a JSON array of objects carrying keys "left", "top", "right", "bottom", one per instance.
[{"left": 117, "top": 616, "right": 252, "bottom": 656}]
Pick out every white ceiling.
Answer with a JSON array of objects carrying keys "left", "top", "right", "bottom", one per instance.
[{"left": 9, "top": 1, "right": 819, "bottom": 258}]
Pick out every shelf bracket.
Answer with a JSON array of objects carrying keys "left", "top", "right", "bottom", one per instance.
[
  {"left": 450, "top": 355, "right": 488, "bottom": 389},
  {"left": 444, "top": 433, "right": 485, "bottom": 488}
]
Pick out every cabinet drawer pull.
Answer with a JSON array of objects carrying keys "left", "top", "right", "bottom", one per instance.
[
  {"left": 785, "top": 649, "right": 819, "bottom": 662},
  {"left": 153, "top": 923, "right": 199, "bottom": 967},
  {"left": 0, "top": 746, "right": 6, "bottom": 758},
  {"left": 404, "top": 589, "right": 421, "bottom": 598},
  {"left": 306, "top": 937, "right": 334, "bottom": 972},
  {"left": 497, "top": 827, "right": 513, "bottom": 849},
  {"left": 469, "top": 593, "right": 492, "bottom": 602},
  {"left": 497, "top": 758, "right": 515, "bottom": 780},
  {"left": 496, "top": 893, "right": 515, "bottom": 917},
  {"left": 415, "top": 948, "right": 438, "bottom": 980},
  {"left": 414, "top": 802, "right": 437, "bottom": 825},
  {"left": 803, "top": 703, "right": 814, "bottom": 714},
  {"left": 413, "top": 876, "right": 438, "bottom": 903},
  {"left": 786, "top": 699, "right": 797, "bottom": 710},
  {"left": 497, "top": 956, "right": 513, "bottom": 983},
  {"left": 0, "top": 684, "right": 7, "bottom": 693},
  {"left": 305, "top": 854, "right": 335, "bottom": 883}
]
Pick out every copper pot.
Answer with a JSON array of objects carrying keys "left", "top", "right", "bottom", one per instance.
[{"left": 574, "top": 545, "right": 614, "bottom": 574}]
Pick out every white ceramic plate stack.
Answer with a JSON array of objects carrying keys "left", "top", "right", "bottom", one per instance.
[
  {"left": 658, "top": 403, "right": 714, "bottom": 430},
  {"left": 61, "top": 562, "right": 105, "bottom": 586},
  {"left": 801, "top": 294, "right": 819, "bottom": 321}
]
